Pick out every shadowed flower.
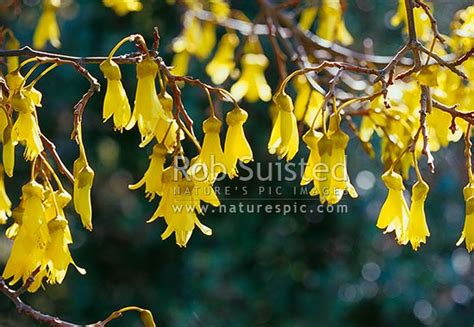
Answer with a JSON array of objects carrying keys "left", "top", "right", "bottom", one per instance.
[
  {"left": 0, "top": 165, "right": 12, "bottom": 224},
  {"left": 407, "top": 180, "right": 430, "bottom": 250},
  {"left": 224, "top": 106, "right": 253, "bottom": 178},
  {"left": 317, "top": 0, "right": 353, "bottom": 45},
  {"left": 377, "top": 170, "right": 409, "bottom": 244},
  {"left": 129, "top": 143, "right": 167, "bottom": 200},
  {"left": 206, "top": 32, "right": 239, "bottom": 85},
  {"left": 100, "top": 59, "right": 131, "bottom": 132},
  {"left": 301, "top": 130, "right": 323, "bottom": 192},
  {"left": 33, "top": 0, "right": 61, "bottom": 49}
]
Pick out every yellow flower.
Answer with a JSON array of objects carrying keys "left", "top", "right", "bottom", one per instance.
[
  {"left": 5, "top": 70, "right": 25, "bottom": 97},
  {"left": 33, "top": 0, "right": 61, "bottom": 49},
  {"left": 0, "top": 165, "right": 11, "bottom": 224},
  {"left": 129, "top": 143, "right": 167, "bottom": 200},
  {"left": 317, "top": 0, "right": 353, "bottom": 45},
  {"left": 195, "top": 22, "right": 216, "bottom": 60},
  {"left": 377, "top": 170, "right": 409, "bottom": 245},
  {"left": 293, "top": 76, "right": 325, "bottom": 127},
  {"left": 2, "top": 119, "right": 15, "bottom": 177},
  {"left": 11, "top": 92, "right": 43, "bottom": 161},
  {"left": 406, "top": 180, "right": 430, "bottom": 250},
  {"left": 391, "top": 0, "right": 432, "bottom": 43},
  {"left": 230, "top": 37, "right": 271, "bottom": 103},
  {"left": 457, "top": 182, "right": 474, "bottom": 252},
  {"left": 206, "top": 32, "right": 239, "bottom": 85},
  {"left": 209, "top": 0, "right": 230, "bottom": 21},
  {"left": 188, "top": 116, "right": 226, "bottom": 182},
  {"left": 224, "top": 106, "right": 253, "bottom": 178},
  {"left": 102, "top": 0, "right": 143, "bottom": 16},
  {"left": 450, "top": 6, "right": 474, "bottom": 53},
  {"left": 45, "top": 216, "right": 86, "bottom": 284},
  {"left": 301, "top": 130, "right": 323, "bottom": 194},
  {"left": 100, "top": 59, "right": 131, "bottom": 132},
  {"left": 299, "top": 6, "right": 318, "bottom": 31},
  {"left": 73, "top": 156, "right": 94, "bottom": 231},
  {"left": 268, "top": 92, "right": 299, "bottom": 161},
  {"left": 148, "top": 168, "right": 216, "bottom": 247},
  {"left": 126, "top": 56, "right": 168, "bottom": 142},
  {"left": 171, "top": 37, "right": 190, "bottom": 76}
]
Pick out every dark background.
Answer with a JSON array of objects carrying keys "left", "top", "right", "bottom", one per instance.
[{"left": 0, "top": 0, "right": 473, "bottom": 326}]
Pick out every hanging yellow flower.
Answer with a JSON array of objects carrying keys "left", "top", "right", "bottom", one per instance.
[
  {"left": 33, "top": 0, "right": 61, "bottom": 49},
  {"left": 5, "top": 32, "right": 20, "bottom": 73},
  {"left": 406, "top": 180, "right": 430, "bottom": 250},
  {"left": 377, "top": 170, "right": 409, "bottom": 245},
  {"left": 148, "top": 167, "right": 217, "bottom": 247},
  {"left": 126, "top": 56, "right": 168, "bottom": 142},
  {"left": 148, "top": 91, "right": 180, "bottom": 151},
  {"left": 301, "top": 130, "right": 323, "bottom": 194},
  {"left": 391, "top": 0, "right": 432, "bottom": 43},
  {"left": 100, "top": 59, "right": 131, "bottom": 132},
  {"left": 457, "top": 182, "right": 474, "bottom": 252},
  {"left": 73, "top": 155, "right": 94, "bottom": 231},
  {"left": 102, "top": 0, "right": 143, "bottom": 16},
  {"left": 268, "top": 92, "right": 299, "bottom": 161},
  {"left": 171, "top": 37, "right": 190, "bottom": 76},
  {"left": 0, "top": 165, "right": 12, "bottom": 224},
  {"left": 206, "top": 32, "right": 239, "bottom": 85},
  {"left": 293, "top": 76, "right": 325, "bottom": 127},
  {"left": 129, "top": 143, "right": 167, "bottom": 200},
  {"left": 299, "top": 6, "right": 318, "bottom": 31},
  {"left": 224, "top": 106, "right": 253, "bottom": 178},
  {"left": 317, "top": 0, "right": 353, "bottom": 46},
  {"left": 188, "top": 116, "right": 226, "bottom": 183}
]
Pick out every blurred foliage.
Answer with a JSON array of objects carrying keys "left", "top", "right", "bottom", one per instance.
[{"left": 1, "top": 0, "right": 474, "bottom": 326}]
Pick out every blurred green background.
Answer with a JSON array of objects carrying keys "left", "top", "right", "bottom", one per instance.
[{"left": 1, "top": 0, "right": 474, "bottom": 326}]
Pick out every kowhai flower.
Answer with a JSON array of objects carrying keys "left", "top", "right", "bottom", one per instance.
[
  {"left": 0, "top": 165, "right": 12, "bottom": 224},
  {"left": 102, "top": 0, "right": 143, "bottom": 16},
  {"left": 268, "top": 92, "right": 299, "bottom": 161},
  {"left": 377, "top": 170, "right": 409, "bottom": 245},
  {"left": 457, "top": 182, "right": 474, "bottom": 252},
  {"left": 301, "top": 130, "right": 323, "bottom": 193},
  {"left": 406, "top": 180, "right": 430, "bottom": 251},
  {"left": 317, "top": 0, "right": 353, "bottom": 46},
  {"left": 206, "top": 32, "right": 239, "bottom": 85},
  {"left": 73, "top": 155, "right": 94, "bottom": 231},
  {"left": 188, "top": 116, "right": 226, "bottom": 183},
  {"left": 129, "top": 143, "right": 167, "bottom": 200},
  {"left": 224, "top": 106, "right": 253, "bottom": 178},
  {"left": 100, "top": 59, "right": 131, "bottom": 132},
  {"left": 33, "top": 0, "right": 61, "bottom": 49}
]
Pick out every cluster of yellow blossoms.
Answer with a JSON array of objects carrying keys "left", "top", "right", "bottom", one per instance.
[
  {"left": 0, "top": 57, "right": 94, "bottom": 290},
  {"left": 100, "top": 36, "right": 253, "bottom": 247}
]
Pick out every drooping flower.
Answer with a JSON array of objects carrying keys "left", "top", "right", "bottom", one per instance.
[
  {"left": 377, "top": 170, "right": 409, "bottom": 245},
  {"left": 391, "top": 0, "right": 432, "bottom": 43},
  {"left": 33, "top": 0, "right": 61, "bottom": 49},
  {"left": 224, "top": 106, "right": 253, "bottom": 178},
  {"left": 2, "top": 119, "right": 15, "bottom": 177},
  {"left": 206, "top": 32, "right": 239, "bottom": 85},
  {"left": 406, "top": 180, "right": 430, "bottom": 250},
  {"left": 301, "top": 130, "right": 323, "bottom": 194},
  {"left": 102, "top": 0, "right": 143, "bottom": 16},
  {"left": 171, "top": 37, "right": 190, "bottom": 76},
  {"left": 188, "top": 116, "right": 226, "bottom": 183},
  {"left": 11, "top": 91, "right": 43, "bottom": 161},
  {"left": 126, "top": 56, "right": 169, "bottom": 142},
  {"left": 0, "top": 165, "right": 12, "bottom": 224},
  {"left": 100, "top": 59, "right": 131, "bottom": 132},
  {"left": 457, "top": 182, "right": 474, "bottom": 252},
  {"left": 129, "top": 143, "right": 167, "bottom": 200},
  {"left": 293, "top": 76, "right": 325, "bottom": 127},
  {"left": 268, "top": 92, "right": 299, "bottom": 161},
  {"left": 299, "top": 6, "right": 318, "bottom": 31},
  {"left": 148, "top": 167, "right": 217, "bottom": 247},
  {"left": 317, "top": 0, "right": 353, "bottom": 45},
  {"left": 73, "top": 155, "right": 94, "bottom": 231}
]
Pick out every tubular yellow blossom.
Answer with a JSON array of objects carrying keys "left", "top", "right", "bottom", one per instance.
[
  {"left": 11, "top": 92, "right": 44, "bottom": 161},
  {"left": 224, "top": 106, "right": 253, "bottom": 178},
  {"left": 230, "top": 51, "right": 272, "bottom": 103},
  {"left": 457, "top": 183, "right": 474, "bottom": 252},
  {"left": 129, "top": 143, "right": 167, "bottom": 200},
  {"left": 407, "top": 180, "right": 430, "bottom": 251},
  {"left": 126, "top": 56, "right": 169, "bottom": 142},
  {"left": 299, "top": 6, "right": 318, "bottom": 31},
  {"left": 209, "top": 0, "right": 230, "bottom": 21},
  {"left": 33, "top": 0, "right": 61, "bottom": 49},
  {"left": 171, "top": 37, "right": 190, "bottom": 76},
  {"left": 317, "top": 0, "right": 353, "bottom": 45},
  {"left": 206, "top": 33, "right": 239, "bottom": 85},
  {"left": 2, "top": 120, "right": 16, "bottom": 177},
  {"left": 73, "top": 156, "right": 94, "bottom": 231},
  {"left": 102, "top": 0, "right": 143, "bottom": 16},
  {"left": 301, "top": 130, "right": 323, "bottom": 195},
  {"left": 0, "top": 165, "right": 12, "bottom": 224},
  {"left": 148, "top": 168, "right": 217, "bottom": 247},
  {"left": 391, "top": 0, "right": 432, "bottom": 43},
  {"left": 377, "top": 170, "right": 409, "bottom": 245},
  {"left": 188, "top": 116, "right": 226, "bottom": 182},
  {"left": 268, "top": 92, "right": 299, "bottom": 161},
  {"left": 5, "top": 33, "right": 20, "bottom": 73},
  {"left": 195, "top": 22, "right": 216, "bottom": 60},
  {"left": 293, "top": 76, "right": 325, "bottom": 127},
  {"left": 100, "top": 59, "right": 131, "bottom": 132}
]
